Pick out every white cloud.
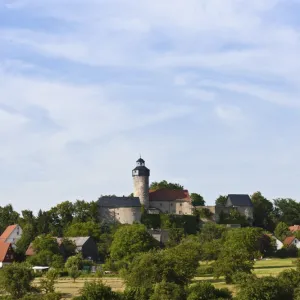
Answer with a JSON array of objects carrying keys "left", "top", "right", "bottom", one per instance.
[{"left": 215, "top": 105, "right": 245, "bottom": 124}]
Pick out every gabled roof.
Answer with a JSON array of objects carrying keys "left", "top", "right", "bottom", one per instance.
[
  {"left": 227, "top": 194, "right": 253, "bottom": 207},
  {"left": 289, "top": 225, "right": 300, "bottom": 232},
  {"left": 56, "top": 237, "right": 90, "bottom": 247},
  {"left": 98, "top": 196, "right": 141, "bottom": 208},
  {"left": 0, "top": 225, "right": 18, "bottom": 241},
  {"left": 149, "top": 189, "right": 191, "bottom": 202},
  {"left": 283, "top": 236, "right": 297, "bottom": 246},
  {"left": 0, "top": 242, "right": 11, "bottom": 262},
  {"left": 25, "top": 243, "right": 35, "bottom": 256}
]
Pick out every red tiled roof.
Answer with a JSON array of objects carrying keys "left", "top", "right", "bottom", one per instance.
[
  {"left": 283, "top": 236, "right": 296, "bottom": 246},
  {"left": 25, "top": 243, "right": 35, "bottom": 256},
  {"left": 149, "top": 189, "right": 191, "bottom": 202},
  {"left": 0, "top": 241, "right": 11, "bottom": 262},
  {"left": 0, "top": 225, "right": 17, "bottom": 241},
  {"left": 289, "top": 225, "right": 300, "bottom": 232}
]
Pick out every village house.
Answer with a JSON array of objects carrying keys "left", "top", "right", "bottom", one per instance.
[
  {"left": 26, "top": 236, "right": 98, "bottom": 261},
  {"left": 0, "top": 224, "right": 23, "bottom": 248},
  {"left": 283, "top": 236, "right": 300, "bottom": 249},
  {"left": 289, "top": 225, "right": 300, "bottom": 233},
  {"left": 0, "top": 241, "right": 15, "bottom": 268}
]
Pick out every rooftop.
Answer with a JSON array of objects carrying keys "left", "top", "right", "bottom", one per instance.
[
  {"left": 98, "top": 196, "right": 141, "bottom": 208},
  {"left": 227, "top": 194, "right": 253, "bottom": 207},
  {"left": 0, "top": 224, "right": 18, "bottom": 242},
  {"left": 149, "top": 189, "right": 191, "bottom": 202}
]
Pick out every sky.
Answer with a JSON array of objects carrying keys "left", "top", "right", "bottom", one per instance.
[{"left": 1, "top": 0, "right": 300, "bottom": 212}]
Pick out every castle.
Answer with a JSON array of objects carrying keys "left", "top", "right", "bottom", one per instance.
[
  {"left": 98, "top": 157, "right": 193, "bottom": 224},
  {"left": 98, "top": 157, "right": 254, "bottom": 225}
]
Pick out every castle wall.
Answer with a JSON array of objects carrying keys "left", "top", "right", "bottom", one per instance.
[
  {"left": 99, "top": 207, "right": 141, "bottom": 224},
  {"left": 133, "top": 176, "right": 149, "bottom": 208}
]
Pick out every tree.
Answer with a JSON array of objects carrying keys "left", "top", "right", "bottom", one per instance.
[
  {"left": 149, "top": 180, "right": 184, "bottom": 191},
  {"left": 65, "top": 254, "right": 83, "bottom": 270},
  {"left": 64, "top": 221, "right": 101, "bottom": 242},
  {"left": 187, "top": 282, "right": 232, "bottom": 300},
  {"left": 60, "top": 238, "right": 76, "bottom": 258},
  {"left": 110, "top": 224, "right": 159, "bottom": 263},
  {"left": 251, "top": 192, "right": 275, "bottom": 231},
  {"left": 274, "top": 222, "right": 290, "bottom": 241},
  {"left": 190, "top": 193, "right": 205, "bottom": 206},
  {"left": 0, "top": 263, "right": 34, "bottom": 299},
  {"left": 166, "top": 228, "right": 185, "bottom": 248},
  {"left": 15, "top": 223, "right": 36, "bottom": 260},
  {"left": 236, "top": 276, "right": 294, "bottom": 300},
  {"left": 0, "top": 204, "right": 19, "bottom": 234},
  {"left": 31, "top": 235, "right": 60, "bottom": 255},
  {"left": 68, "top": 267, "right": 81, "bottom": 283},
  {"left": 124, "top": 240, "right": 201, "bottom": 288},
  {"left": 274, "top": 198, "right": 300, "bottom": 225},
  {"left": 150, "top": 282, "right": 185, "bottom": 300},
  {"left": 198, "top": 223, "right": 227, "bottom": 242},
  {"left": 213, "top": 228, "right": 265, "bottom": 283},
  {"left": 73, "top": 281, "right": 121, "bottom": 300},
  {"left": 39, "top": 270, "right": 59, "bottom": 294},
  {"left": 215, "top": 195, "right": 227, "bottom": 206}
]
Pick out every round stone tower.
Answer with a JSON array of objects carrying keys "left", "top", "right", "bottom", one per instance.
[{"left": 132, "top": 157, "right": 150, "bottom": 209}]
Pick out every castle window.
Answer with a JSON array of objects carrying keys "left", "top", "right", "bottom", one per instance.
[
  {"left": 180, "top": 204, "right": 182, "bottom": 207},
  {"left": 170, "top": 203, "right": 173, "bottom": 207},
  {"left": 160, "top": 203, "right": 162, "bottom": 207},
  {"left": 179, "top": 211, "right": 182, "bottom": 215}
]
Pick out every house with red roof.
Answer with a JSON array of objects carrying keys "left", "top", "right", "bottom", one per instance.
[
  {"left": 289, "top": 225, "right": 300, "bottom": 233},
  {"left": 148, "top": 189, "right": 193, "bottom": 215},
  {"left": 283, "top": 236, "right": 300, "bottom": 249},
  {"left": 0, "top": 241, "right": 15, "bottom": 268},
  {"left": 0, "top": 224, "right": 23, "bottom": 247}
]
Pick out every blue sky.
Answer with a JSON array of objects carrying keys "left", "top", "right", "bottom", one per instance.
[{"left": 1, "top": 0, "right": 300, "bottom": 212}]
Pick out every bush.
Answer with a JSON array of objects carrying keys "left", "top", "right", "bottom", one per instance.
[
  {"left": 73, "top": 281, "right": 121, "bottom": 300},
  {"left": 150, "top": 282, "right": 185, "bottom": 300},
  {"left": 187, "top": 282, "right": 232, "bottom": 300},
  {"left": 196, "top": 265, "right": 214, "bottom": 276}
]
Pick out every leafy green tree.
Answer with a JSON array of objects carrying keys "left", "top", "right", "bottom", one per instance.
[
  {"left": 213, "top": 228, "right": 265, "bottom": 283},
  {"left": 65, "top": 254, "right": 83, "bottom": 270},
  {"left": 60, "top": 238, "right": 76, "bottom": 258},
  {"left": 215, "top": 195, "right": 227, "bottom": 206},
  {"left": 236, "top": 276, "right": 294, "bottom": 300},
  {"left": 251, "top": 192, "right": 275, "bottom": 231},
  {"left": 0, "top": 263, "right": 34, "bottom": 299},
  {"left": 274, "top": 222, "right": 290, "bottom": 241},
  {"left": 149, "top": 180, "right": 184, "bottom": 191},
  {"left": 31, "top": 235, "right": 60, "bottom": 255},
  {"left": 187, "top": 282, "right": 232, "bottom": 300},
  {"left": 198, "top": 223, "right": 227, "bottom": 242},
  {"left": 0, "top": 204, "right": 19, "bottom": 234},
  {"left": 110, "top": 224, "right": 159, "bottom": 263},
  {"left": 68, "top": 267, "right": 81, "bottom": 283},
  {"left": 150, "top": 282, "right": 185, "bottom": 300},
  {"left": 73, "top": 281, "right": 121, "bottom": 300},
  {"left": 125, "top": 240, "right": 201, "bottom": 288},
  {"left": 190, "top": 193, "right": 205, "bottom": 206},
  {"left": 15, "top": 224, "right": 36, "bottom": 260},
  {"left": 166, "top": 228, "right": 185, "bottom": 247},
  {"left": 64, "top": 221, "right": 101, "bottom": 242},
  {"left": 274, "top": 198, "right": 300, "bottom": 225},
  {"left": 39, "top": 270, "right": 59, "bottom": 294},
  {"left": 73, "top": 200, "right": 99, "bottom": 223}
]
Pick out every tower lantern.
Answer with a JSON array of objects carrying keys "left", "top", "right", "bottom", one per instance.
[{"left": 132, "top": 157, "right": 150, "bottom": 208}]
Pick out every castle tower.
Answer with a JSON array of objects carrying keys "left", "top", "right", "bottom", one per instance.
[{"left": 132, "top": 157, "right": 150, "bottom": 209}]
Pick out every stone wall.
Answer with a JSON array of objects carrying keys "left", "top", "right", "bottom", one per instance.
[
  {"left": 133, "top": 175, "right": 149, "bottom": 208},
  {"left": 99, "top": 207, "right": 141, "bottom": 224}
]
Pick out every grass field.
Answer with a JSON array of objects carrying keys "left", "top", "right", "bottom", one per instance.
[
  {"left": 195, "top": 258, "right": 296, "bottom": 296},
  {"left": 38, "top": 258, "right": 296, "bottom": 298}
]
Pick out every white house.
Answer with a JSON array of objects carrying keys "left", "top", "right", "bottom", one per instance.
[
  {"left": 0, "top": 224, "right": 23, "bottom": 247},
  {"left": 283, "top": 236, "right": 300, "bottom": 249}
]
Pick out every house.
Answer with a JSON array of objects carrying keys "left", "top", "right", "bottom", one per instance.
[
  {"left": 149, "top": 189, "right": 193, "bottom": 215},
  {"left": 225, "top": 194, "right": 253, "bottom": 220},
  {"left": 57, "top": 237, "right": 98, "bottom": 261},
  {"left": 26, "top": 236, "right": 98, "bottom": 261},
  {"left": 283, "top": 236, "right": 300, "bottom": 249},
  {"left": 148, "top": 229, "right": 170, "bottom": 246},
  {"left": 289, "top": 225, "right": 300, "bottom": 233},
  {"left": 0, "top": 241, "right": 15, "bottom": 268},
  {"left": 0, "top": 224, "right": 23, "bottom": 247}
]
